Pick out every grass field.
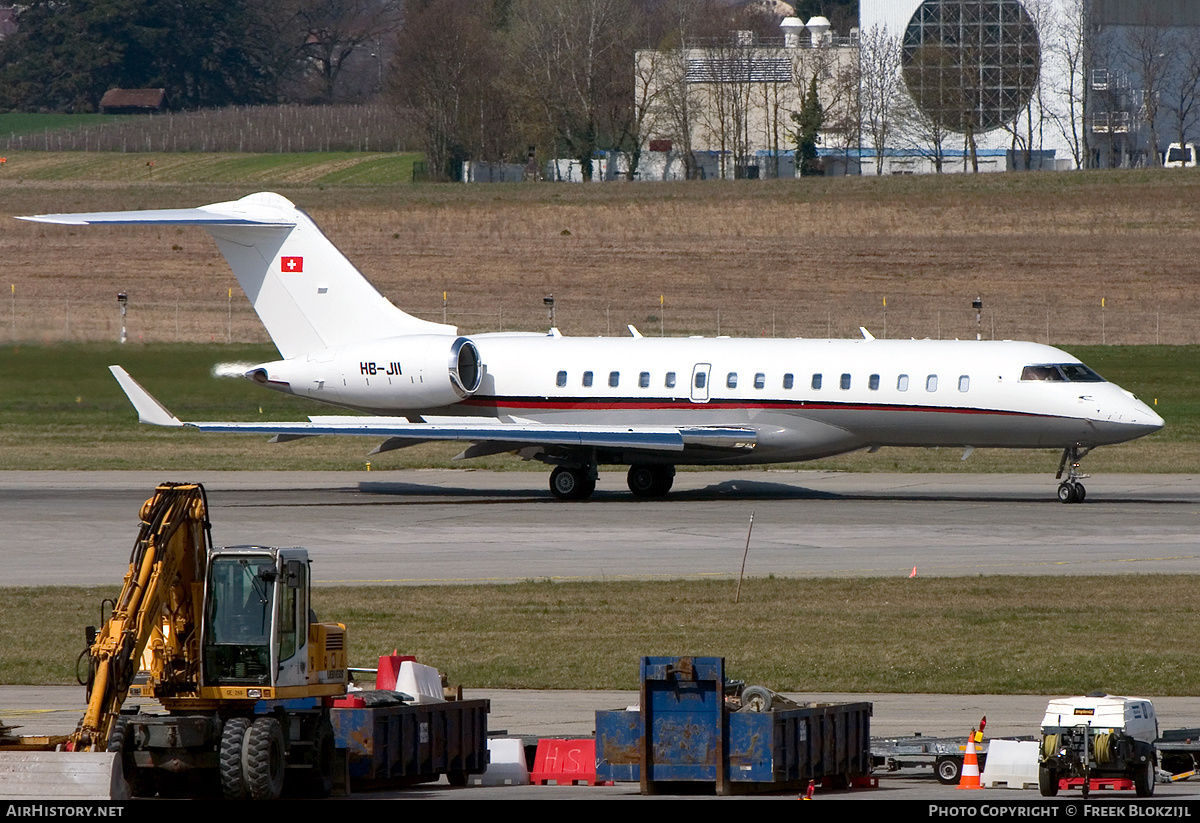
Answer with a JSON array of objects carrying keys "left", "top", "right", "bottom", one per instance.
[
  {"left": 0, "top": 151, "right": 422, "bottom": 184},
  {"left": 4, "top": 165, "right": 1200, "bottom": 347},
  {"left": 3, "top": 161, "right": 1200, "bottom": 694},
  {"left": 0, "top": 341, "right": 1190, "bottom": 471},
  {"left": 0, "top": 113, "right": 130, "bottom": 137},
  {"left": 5, "top": 575, "right": 1200, "bottom": 693}
]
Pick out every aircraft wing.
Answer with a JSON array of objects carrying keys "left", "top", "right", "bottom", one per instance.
[{"left": 109, "top": 367, "right": 756, "bottom": 454}]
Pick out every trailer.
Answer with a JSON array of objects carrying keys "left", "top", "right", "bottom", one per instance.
[{"left": 871, "top": 734, "right": 992, "bottom": 784}]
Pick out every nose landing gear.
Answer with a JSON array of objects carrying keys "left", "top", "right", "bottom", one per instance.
[{"left": 1056, "top": 445, "right": 1092, "bottom": 504}]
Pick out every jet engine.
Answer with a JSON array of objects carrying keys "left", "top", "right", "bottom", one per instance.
[{"left": 246, "top": 335, "right": 482, "bottom": 410}]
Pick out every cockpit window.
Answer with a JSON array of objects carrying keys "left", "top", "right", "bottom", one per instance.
[
  {"left": 1021, "top": 365, "right": 1063, "bottom": 381},
  {"left": 1021, "top": 364, "right": 1106, "bottom": 383},
  {"left": 1058, "top": 363, "right": 1105, "bottom": 382}
]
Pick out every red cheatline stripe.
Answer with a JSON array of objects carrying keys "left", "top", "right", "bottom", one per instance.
[{"left": 459, "top": 396, "right": 1054, "bottom": 418}]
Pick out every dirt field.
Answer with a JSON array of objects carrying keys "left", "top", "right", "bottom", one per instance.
[{"left": 3, "top": 169, "right": 1200, "bottom": 345}]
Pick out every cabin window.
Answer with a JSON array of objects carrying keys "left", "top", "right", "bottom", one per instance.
[
  {"left": 665, "top": 372, "right": 676, "bottom": 388},
  {"left": 840, "top": 373, "right": 851, "bottom": 390},
  {"left": 812, "top": 373, "right": 822, "bottom": 390},
  {"left": 639, "top": 371, "right": 650, "bottom": 388},
  {"left": 754, "top": 373, "right": 765, "bottom": 389},
  {"left": 926, "top": 374, "right": 938, "bottom": 392},
  {"left": 582, "top": 371, "right": 593, "bottom": 388},
  {"left": 897, "top": 374, "right": 909, "bottom": 391},
  {"left": 727, "top": 372, "right": 738, "bottom": 389},
  {"left": 609, "top": 371, "right": 620, "bottom": 388},
  {"left": 556, "top": 370, "right": 567, "bottom": 388},
  {"left": 868, "top": 374, "right": 880, "bottom": 391},
  {"left": 783, "top": 373, "right": 794, "bottom": 389},
  {"left": 694, "top": 372, "right": 707, "bottom": 389},
  {"left": 958, "top": 375, "right": 970, "bottom": 392}
]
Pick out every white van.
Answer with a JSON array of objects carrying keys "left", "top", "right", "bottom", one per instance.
[{"left": 1164, "top": 143, "right": 1196, "bottom": 168}]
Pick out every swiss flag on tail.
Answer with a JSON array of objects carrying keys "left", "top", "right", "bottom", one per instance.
[{"left": 281, "top": 256, "right": 303, "bottom": 272}]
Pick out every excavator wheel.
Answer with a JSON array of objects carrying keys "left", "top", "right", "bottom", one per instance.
[
  {"left": 244, "top": 717, "right": 286, "bottom": 801},
  {"left": 219, "top": 717, "right": 251, "bottom": 799},
  {"left": 107, "top": 716, "right": 153, "bottom": 797}
]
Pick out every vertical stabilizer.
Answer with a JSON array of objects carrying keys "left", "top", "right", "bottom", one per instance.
[{"left": 21, "top": 192, "right": 456, "bottom": 358}]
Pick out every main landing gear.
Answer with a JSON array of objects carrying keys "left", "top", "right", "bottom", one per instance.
[
  {"left": 547, "top": 463, "right": 677, "bottom": 501},
  {"left": 626, "top": 464, "right": 675, "bottom": 498},
  {"left": 1056, "top": 445, "right": 1092, "bottom": 504},
  {"left": 549, "top": 465, "right": 596, "bottom": 501}
]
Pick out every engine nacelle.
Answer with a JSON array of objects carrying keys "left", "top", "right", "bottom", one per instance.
[{"left": 246, "top": 335, "right": 482, "bottom": 410}]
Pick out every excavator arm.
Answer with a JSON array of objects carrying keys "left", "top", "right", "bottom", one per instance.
[{"left": 72, "top": 484, "right": 212, "bottom": 751}]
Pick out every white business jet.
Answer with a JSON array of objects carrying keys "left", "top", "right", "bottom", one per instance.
[{"left": 22, "top": 192, "right": 1164, "bottom": 503}]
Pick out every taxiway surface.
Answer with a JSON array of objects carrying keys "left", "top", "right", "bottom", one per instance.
[{"left": 2, "top": 470, "right": 1198, "bottom": 586}]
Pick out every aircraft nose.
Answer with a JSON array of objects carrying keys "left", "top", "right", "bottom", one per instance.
[{"left": 1113, "top": 395, "right": 1164, "bottom": 436}]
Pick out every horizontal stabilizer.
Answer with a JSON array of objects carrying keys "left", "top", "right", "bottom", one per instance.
[{"left": 19, "top": 194, "right": 298, "bottom": 228}]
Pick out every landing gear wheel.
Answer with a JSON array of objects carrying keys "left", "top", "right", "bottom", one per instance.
[
  {"left": 219, "top": 717, "right": 251, "bottom": 799},
  {"left": 935, "top": 755, "right": 963, "bottom": 785},
  {"left": 627, "top": 465, "right": 674, "bottom": 498},
  {"left": 1055, "top": 446, "right": 1092, "bottom": 504},
  {"left": 1058, "top": 482, "right": 1086, "bottom": 503},
  {"left": 550, "top": 467, "right": 594, "bottom": 501},
  {"left": 1038, "top": 764, "right": 1059, "bottom": 797},
  {"left": 1135, "top": 760, "right": 1155, "bottom": 797},
  {"left": 243, "top": 716, "right": 286, "bottom": 801}
]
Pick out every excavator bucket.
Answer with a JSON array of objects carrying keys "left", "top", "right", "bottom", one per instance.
[{"left": 0, "top": 751, "right": 128, "bottom": 799}]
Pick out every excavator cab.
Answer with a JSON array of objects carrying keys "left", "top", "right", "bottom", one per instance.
[{"left": 200, "top": 546, "right": 328, "bottom": 693}]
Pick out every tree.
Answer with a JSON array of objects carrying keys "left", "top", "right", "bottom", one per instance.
[
  {"left": 391, "top": 0, "right": 509, "bottom": 180},
  {"left": 1124, "top": 12, "right": 1173, "bottom": 166},
  {"left": 290, "top": 0, "right": 402, "bottom": 103},
  {"left": 507, "top": 0, "right": 633, "bottom": 181},
  {"left": 860, "top": 25, "right": 902, "bottom": 175},
  {"left": 1165, "top": 26, "right": 1200, "bottom": 154},
  {"left": 0, "top": 0, "right": 282, "bottom": 111},
  {"left": 792, "top": 73, "right": 822, "bottom": 175},
  {"left": 1045, "top": 0, "right": 1093, "bottom": 168}
]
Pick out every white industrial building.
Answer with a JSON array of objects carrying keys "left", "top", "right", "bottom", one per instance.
[{"left": 525, "top": 1, "right": 1200, "bottom": 181}]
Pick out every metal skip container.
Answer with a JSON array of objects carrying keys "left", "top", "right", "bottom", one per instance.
[{"left": 595, "top": 657, "right": 872, "bottom": 795}]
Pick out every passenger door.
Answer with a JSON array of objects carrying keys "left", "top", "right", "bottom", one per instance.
[{"left": 690, "top": 363, "right": 711, "bottom": 403}]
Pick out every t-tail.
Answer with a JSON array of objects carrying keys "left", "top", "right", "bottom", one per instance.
[{"left": 20, "top": 192, "right": 454, "bottom": 358}]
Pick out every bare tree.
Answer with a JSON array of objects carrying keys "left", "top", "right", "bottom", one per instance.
[
  {"left": 1045, "top": 0, "right": 1093, "bottom": 168},
  {"left": 391, "top": 0, "right": 509, "bottom": 180},
  {"left": 1124, "top": 11, "right": 1173, "bottom": 166},
  {"left": 894, "top": 90, "right": 954, "bottom": 173},
  {"left": 508, "top": 0, "right": 633, "bottom": 181},
  {"left": 285, "top": 0, "right": 402, "bottom": 103},
  {"left": 1165, "top": 26, "right": 1200, "bottom": 154},
  {"left": 859, "top": 24, "right": 902, "bottom": 175}
]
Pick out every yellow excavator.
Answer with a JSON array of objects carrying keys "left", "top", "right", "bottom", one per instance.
[{"left": 11, "top": 483, "right": 348, "bottom": 799}]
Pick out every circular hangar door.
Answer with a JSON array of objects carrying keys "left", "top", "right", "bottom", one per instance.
[{"left": 901, "top": 0, "right": 1040, "bottom": 134}]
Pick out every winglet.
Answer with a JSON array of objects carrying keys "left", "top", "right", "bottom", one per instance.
[{"left": 108, "top": 366, "right": 184, "bottom": 427}]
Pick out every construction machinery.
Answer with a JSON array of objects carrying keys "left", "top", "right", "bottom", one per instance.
[{"left": 44, "top": 483, "right": 347, "bottom": 798}]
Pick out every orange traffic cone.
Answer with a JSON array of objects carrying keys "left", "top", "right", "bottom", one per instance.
[{"left": 957, "top": 728, "right": 984, "bottom": 790}]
